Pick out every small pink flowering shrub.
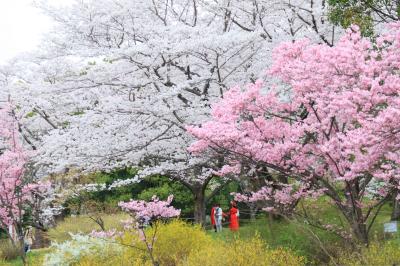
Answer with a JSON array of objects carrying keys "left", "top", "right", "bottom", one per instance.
[{"left": 89, "top": 195, "right": 181, "bottom": 266}]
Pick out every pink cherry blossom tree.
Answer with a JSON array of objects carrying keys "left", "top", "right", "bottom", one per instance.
[
  {"left": 188, "top": 23, "right": 400, "bottom": 245},
  {"left": 0, "top": 105, "right": 53, "bottom": 264},
  {"left": 91, "top": 195, "right": 180, "bottom": 266}
]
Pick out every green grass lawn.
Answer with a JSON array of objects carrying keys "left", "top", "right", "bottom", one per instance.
[
  {"left": 208, "top": 216, "right": 337, "bottom": 264},
  {"left": 0, "top": 249, "right": 49, "bottom": 266}
]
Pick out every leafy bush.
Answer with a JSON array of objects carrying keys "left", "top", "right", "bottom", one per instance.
[
  {"left": 186, "top": 235, "right": 305, "bottom": 266},
  {"left": 335, "top": 241, "right": 400, "bottom": 266},
  {"left": 49, "top": 220, "right": 305, "bottom": 266},
  {"left": 137, "top": 176, "right": 194, "bottom": 217},
  {"left": 143, "top": 220, "right": 212, "bottom": 265},
  {"left": 63, "top": 168, "right": 139, "bottom": 215},
  {"left": 0, "top": 239, "right": 20, "bottom": 261},
  {"left": 0, "top": 228, "right": 7, "bottom": 239}
]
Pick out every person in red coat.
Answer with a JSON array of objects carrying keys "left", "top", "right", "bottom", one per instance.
[
  {"left": 229, "top": 201, "right": 239, "bottom": 231},
  {"left": 210, "top": 204, "right": 217, "bottom": 232}
]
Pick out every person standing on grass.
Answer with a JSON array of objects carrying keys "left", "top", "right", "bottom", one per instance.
[
  {"left": 214, "top": 203, "right": 224, "bottom": 232},
  {"left": 229, "top": 201, "right": 239, "bottom": 232},
  {"left": 24, "top": 226, "right": 35, "bottom": 253},
  {"left": 211, "top": 203, "right": 217, "bottom": 232}
]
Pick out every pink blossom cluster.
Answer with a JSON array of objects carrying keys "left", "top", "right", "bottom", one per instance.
[
  {"left": 321, "top": 223, "right": 352, "bottom": 240},
  {"left": 90, "top": 228, "right": 123, "bottom": 239},
  {"left": 0, "top": 106, "right": 52, "bottom": 230},
  {"left": 233, "top": 185, "right": 297, "bottom": 205},
  {"left": 233, "top": 183, "right": 325, "bottom": 213},
  {"left": 118, "top": 195, "right": 181, "bottom": 223},
  {"left": 0, "top": 149, "right": 27, "bottom": 227}
]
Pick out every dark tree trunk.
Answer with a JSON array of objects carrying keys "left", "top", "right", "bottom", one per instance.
[
  {"left": 14, "top": 225, "right": 27, "bottom": 266},
  {"left": 267, "top": 212, "right": 276, "bottom": 243},
  {"left": 341, "top": 204, "right": 369, "bottom": 245},
  {"left": 337, "top": 200, "right": 369, "bottom": 245},
  {"left": 18, "top": 237, "right": 27, "bottom": 266},
  {"left": 193, "top": 188, "right": 206, "bottom": 225},
  {"left": 32, "top": 229, "right": 50, "bottom": 249},
  {"left": 249, "top": 203, "right": 257, "bottom": 221},
  {"left": 174, "top": 173, "right": 228, "bottom": 225},
  {"left": 339, "top": 182, "right": 370, "bottom": 245},
  {"left": 350, "top": 221, "right": 368, "bottom": 245},
  {"left": 391, "top": 193, "right": 400, "bottom": 221}
]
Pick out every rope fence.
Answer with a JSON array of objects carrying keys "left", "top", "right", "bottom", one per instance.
[{"left": 180, "top": 208, "right": 266, "bottom": 230}]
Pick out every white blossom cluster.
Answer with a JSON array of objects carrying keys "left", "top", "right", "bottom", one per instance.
[
  {"left": 44, "top": 234, "right": 122, "bottom": 266},
  {"left": 365, "top": 179, "right": 388, "bottom": 199},
  {"left": 40, "top": 206, "right": 64, "bottom": 226},
  {"left": 33, "top": 184, "right": 64, "bottom": 227},
  {"left": 76, "top": 183, "right": 107, "bottom": 193},
  {"left": 108, "top": 177, "right": 140, "bottom": 190},
  {"left": 72, "top": 176, "right": 140, "bottom": 194}
]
